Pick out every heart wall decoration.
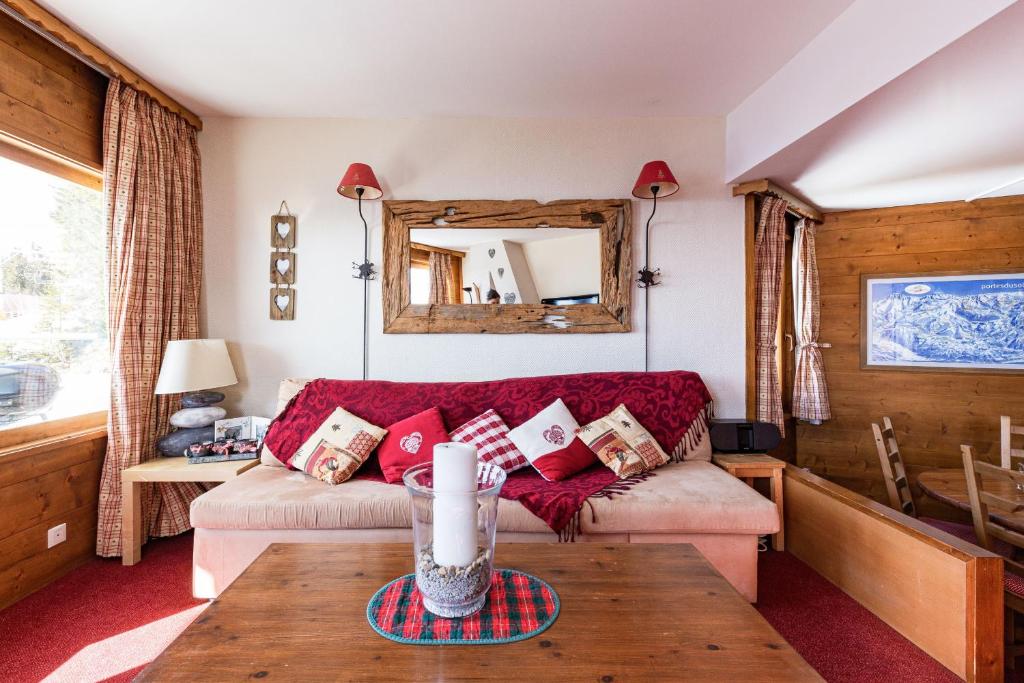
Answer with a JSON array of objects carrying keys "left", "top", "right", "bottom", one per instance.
[
  {"left": 270, "top": 286, "right": 295, "bottom": 320},
  {"left": 270, "top": 213, "right": 296, "bottom": 249},
  {"left": 270, "top": 251, "right": 295, "bottom": 285},
  {"left": 270, "top": 202, "right": 296, "bottom": 320}
]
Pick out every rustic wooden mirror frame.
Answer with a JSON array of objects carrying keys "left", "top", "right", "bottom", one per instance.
[{"left": 382, "top": 199, "right": 632, "bottom": 333}]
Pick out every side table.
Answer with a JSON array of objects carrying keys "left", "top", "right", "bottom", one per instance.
[
  {"left": 121, "top": 457, "right": 258, "bottom": 565},
  {"left": 712, "top": 453, "right": 786, "bottom": 550}
]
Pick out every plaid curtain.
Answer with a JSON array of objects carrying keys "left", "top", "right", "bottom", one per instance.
[
  {"left": 792, "top": 219, "right": 832, "bottom": 423},
  {"left": 428, "top": 251, "right": 453, "bottom": 304},
  {"left": 96, "top": 79, "right": 205, "bottom": 557},
  {"left": 754, "top": 196, "right": 787, "bottom": 436}
]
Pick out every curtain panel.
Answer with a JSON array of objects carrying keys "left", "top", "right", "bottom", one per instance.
[
  {"left": 792, "top": 219, "right": 832, "bottom": 423},
  {"left": 96, "top": 79, "right": 205, "bottom": 557},
  {"left": 428, "top": 251, "right": 453, "bottom": 305},
  {"left": 754, "top": 196, "right": 788, "bottom": 436}
]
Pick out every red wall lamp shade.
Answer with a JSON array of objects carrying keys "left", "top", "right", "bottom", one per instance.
[
  {"left": 632, "top": 160, "right": 679, "bottom": 199},
  {"left": 337, "top": 163, "right": 383, "bottom": 200}
]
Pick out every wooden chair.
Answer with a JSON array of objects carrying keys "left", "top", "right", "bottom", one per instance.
[
  {"left": 872, "top": 417, "right": 916, "bottom": 517},
  {"left": 1003, "top": 416, "right": 1024, "bottom": 470},
  {"left": 961, "top": 444, "right": 1024, "bottom": 668}
]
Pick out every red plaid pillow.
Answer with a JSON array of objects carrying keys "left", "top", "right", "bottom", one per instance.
[{"left": 450, "top": 409, "right": 528, "bottom": 473}]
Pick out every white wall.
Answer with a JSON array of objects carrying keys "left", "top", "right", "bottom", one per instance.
[
  {"left": 523, "top": 232, "right": 601, "bottom": 301},
  {"left": 199, "top": 117, "right": 744, "bottom": 419}
]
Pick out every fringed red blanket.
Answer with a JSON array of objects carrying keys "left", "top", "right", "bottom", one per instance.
[{"left": 262, "top": 371, "right": 713, "bottom": 539}]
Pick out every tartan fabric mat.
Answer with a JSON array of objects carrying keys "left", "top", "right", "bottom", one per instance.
[{"left": 366, "top": 569, "right": 559, "bottom": 645}]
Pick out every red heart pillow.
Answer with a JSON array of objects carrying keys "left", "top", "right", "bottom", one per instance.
[{"left": 377, "top": 407, "right": 450, "bottom": 483}]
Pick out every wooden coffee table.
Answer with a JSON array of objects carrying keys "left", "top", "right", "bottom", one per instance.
[{"left": 140, "top": 543, "right": 820, "bottom": 681}]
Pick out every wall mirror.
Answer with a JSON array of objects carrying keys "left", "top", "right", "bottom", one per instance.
[{"left": 382, "top": 199, "right": 631, "bottom": 333}]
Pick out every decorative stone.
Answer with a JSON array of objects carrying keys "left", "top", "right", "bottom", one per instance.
[
  {"left": 181, "top": 391, "right": 225, "bottom": 408},
  {"left": 157, "top": 426, "right": 214, "bottom": 456},
  {"left": 170, "top": 406, "right": 226, "bottom": 428}
]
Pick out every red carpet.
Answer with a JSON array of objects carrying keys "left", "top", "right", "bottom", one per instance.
[
  {"left": 0, "top": 537, "right": 980, "bottom": 681},
  {"left": 755, "top": 551, "right": 960, "bottom": 682},
  {"left": 0, "top": 533, "right": 203, "bottom": 683}
]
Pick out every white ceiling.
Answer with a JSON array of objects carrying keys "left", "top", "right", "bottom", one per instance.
[
  {"left": 410, "top": 227, "right": 592, "bottom": 250},
  {"left": 735, "top": 1, "right": 1024, "bottom": 210},
  {"left": 38, "top": 0, "right": 853, "bottom": 118}
]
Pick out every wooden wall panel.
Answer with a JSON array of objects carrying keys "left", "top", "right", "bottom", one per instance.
[
  {"left": 0, "top": 428, "right": 106, "bottom": 609},
  {"left": 0, "top": 9, "right": 106, "bottom": 169},
  {"left": 797, "top": 195, "right": 1024, "bottom": 517}
]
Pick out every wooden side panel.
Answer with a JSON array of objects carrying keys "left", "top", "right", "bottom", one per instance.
[
  {"left": 798, "top": 195, "right": 1024, "bottom": 515},
  {"left": 785, "top": 467, "right": 1003, "bottom": 682},
  {"left": 0, "top": 10, "right": 106, "bottom": 169},
  {"left": 0, "top": 429, "right": 106, "bottom": 609}
]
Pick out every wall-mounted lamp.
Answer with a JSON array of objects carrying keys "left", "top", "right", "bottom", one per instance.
[
  {"left": 338, "top": 162, "right": 383, "bottom": 380},
  {"left": 631, "top": 160, "right": 679, "bottom": 289}
]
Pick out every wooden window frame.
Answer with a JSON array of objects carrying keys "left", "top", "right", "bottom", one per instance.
[{"left": 0, "top": 133, "right": 101, "bottom": 190}]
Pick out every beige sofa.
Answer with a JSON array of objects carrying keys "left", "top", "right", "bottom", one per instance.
[{"left": 190, "top": 379, "right": 779, "bottom": 602}]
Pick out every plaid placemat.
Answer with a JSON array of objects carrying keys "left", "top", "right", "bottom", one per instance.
[{"left": 366, "top": 569, "right": 559, "bottom": 645}]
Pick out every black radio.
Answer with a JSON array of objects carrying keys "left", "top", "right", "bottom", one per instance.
[{"left": 710, "top": 419, "right": 782, "bottom": 453}]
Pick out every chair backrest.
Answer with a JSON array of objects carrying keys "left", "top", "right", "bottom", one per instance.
[
  {"left": 961, "top": 444, "right": 1024, "bottom": 553},
  {"left": 872, "top": 416, "right": 916, "bottom": 517},
  {"left": 1002, "top": 415, "right": 1024, "bottom": 470}
]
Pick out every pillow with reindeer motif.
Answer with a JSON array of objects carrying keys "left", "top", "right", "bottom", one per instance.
[
  {"left": 577, "top": 404, "right": 669, "bottom": 479},
  {"left": 288, "top": 407, "right": 387, "bottom": 485}
]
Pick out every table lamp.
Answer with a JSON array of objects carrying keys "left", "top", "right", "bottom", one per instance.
[{"left": 154, "top": 339, "right": 238, "bottom": 456}]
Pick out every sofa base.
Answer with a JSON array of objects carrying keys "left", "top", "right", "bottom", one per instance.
[{"left": 192, "top": 528, "right": 760, "bottom": 602}]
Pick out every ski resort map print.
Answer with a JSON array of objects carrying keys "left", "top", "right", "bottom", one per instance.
[{"left": 862, "top": 272, "right": 1024, "bottom": 372}]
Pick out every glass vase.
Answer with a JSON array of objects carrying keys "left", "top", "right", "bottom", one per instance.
[{"left": 403, "top": 461, "right": 507, "bottom": 618}]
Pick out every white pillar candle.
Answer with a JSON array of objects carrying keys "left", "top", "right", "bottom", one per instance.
[{"left": 432, "top": 442, "right": 479, "bottom": 567}]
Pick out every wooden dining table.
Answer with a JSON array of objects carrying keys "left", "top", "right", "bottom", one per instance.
[{"left": 918, "top": 468, "right": 1024, "bottom": 533}]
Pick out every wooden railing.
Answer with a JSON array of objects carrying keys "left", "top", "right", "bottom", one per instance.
[{"left": 784, "top": 465, "right": 1003, "bottom": 682}]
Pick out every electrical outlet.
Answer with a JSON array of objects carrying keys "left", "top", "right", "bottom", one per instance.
[{"left": 47, "top": 523, "right": 67, "bottom": 548}]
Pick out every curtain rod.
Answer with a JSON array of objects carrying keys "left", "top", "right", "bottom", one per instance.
[{"left": 0, "top": 2, "right": 111, "bottom": 79}]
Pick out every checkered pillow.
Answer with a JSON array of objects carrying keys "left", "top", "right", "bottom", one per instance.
[{"left": 450, "top": 409, "right": 528, "bottom": 473}]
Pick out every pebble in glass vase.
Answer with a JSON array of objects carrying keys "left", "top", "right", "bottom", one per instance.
[{"left": 404, "top": 443, "right": 506, "bottom": 618}]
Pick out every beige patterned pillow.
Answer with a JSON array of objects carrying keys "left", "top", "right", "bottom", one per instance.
[
  {"left": 577, "top": 404, "right": 669, "bottom": 479},
  {"left": 288, "top": 407, "right": 387, "bottom": 485}
]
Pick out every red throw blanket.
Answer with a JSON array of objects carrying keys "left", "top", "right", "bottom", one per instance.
[{"left": 262, "top": 372, "right": 713, "bottom": 538}]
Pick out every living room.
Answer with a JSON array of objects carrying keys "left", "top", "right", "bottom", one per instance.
[{"left": 1, "top": 1, "right": 1022, "bottom": 681}]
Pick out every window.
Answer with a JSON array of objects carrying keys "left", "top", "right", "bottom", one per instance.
[{"left": 0, "top": 155, "right": 108, "bottom": 430}]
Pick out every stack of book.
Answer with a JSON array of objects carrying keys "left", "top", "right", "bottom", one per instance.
[{"left": 187, "top": 449, "right": 259, "bottom": 465}]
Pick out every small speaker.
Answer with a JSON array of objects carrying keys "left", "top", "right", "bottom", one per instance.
[{"left": 710, "top": 419, "right": 781, "bottom": 453}]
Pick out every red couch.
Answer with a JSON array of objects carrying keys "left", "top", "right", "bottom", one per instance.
[{"left": 190, "top": 372, "right": 779, "bottom": 601}]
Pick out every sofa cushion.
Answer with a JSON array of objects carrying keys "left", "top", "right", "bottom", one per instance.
[
  {"left": 190, "top": 460, "right": 778, "bottom": 537},
  {"left": 190, "top": 464, "right": 552, "bottom": 534},
  {"left": 287, "top": 407, "right": 386, "bottom": 484},
  {"left": 450, "top": 409, "right": 528, "bottom": 473},
  {"left": 578, "top": 403, "right": 670, "bottom": 479},
  {"left": 582, "top": 461, "right": 779, "bottom": 535},
  {"left": 377, "top": 407, "right": 449, "bottom": 483},
  {"left": 507, "top": 399, "right": 596, "bottom": 482}
]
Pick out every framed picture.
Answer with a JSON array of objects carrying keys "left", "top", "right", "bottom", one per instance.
[
  {"left": 861, "top": 271, "right": 1024, "bottom": 373},
  {"left": 214, "top": 416, "right": 272, "bottom": 443}
]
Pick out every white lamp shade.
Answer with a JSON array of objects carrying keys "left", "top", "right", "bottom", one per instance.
[{"left": 155, "top": 339, "right": 238, "bottom": 395}]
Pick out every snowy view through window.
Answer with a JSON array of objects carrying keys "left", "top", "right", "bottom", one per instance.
[{"left": 0, "top": 156, "right": 108, "bottom": 429}]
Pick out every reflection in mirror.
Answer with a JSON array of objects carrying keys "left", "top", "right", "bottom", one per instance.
[{"left": 408, "top": 228, "right": 601, "bottom": 305}]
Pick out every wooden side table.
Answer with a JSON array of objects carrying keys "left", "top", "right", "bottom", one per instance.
[
  {"left": 712, "top": 454, "right": 786, "bottom": 550},
  {"left": 121, "top": 457, "right": 258, "bottom": 566}
]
